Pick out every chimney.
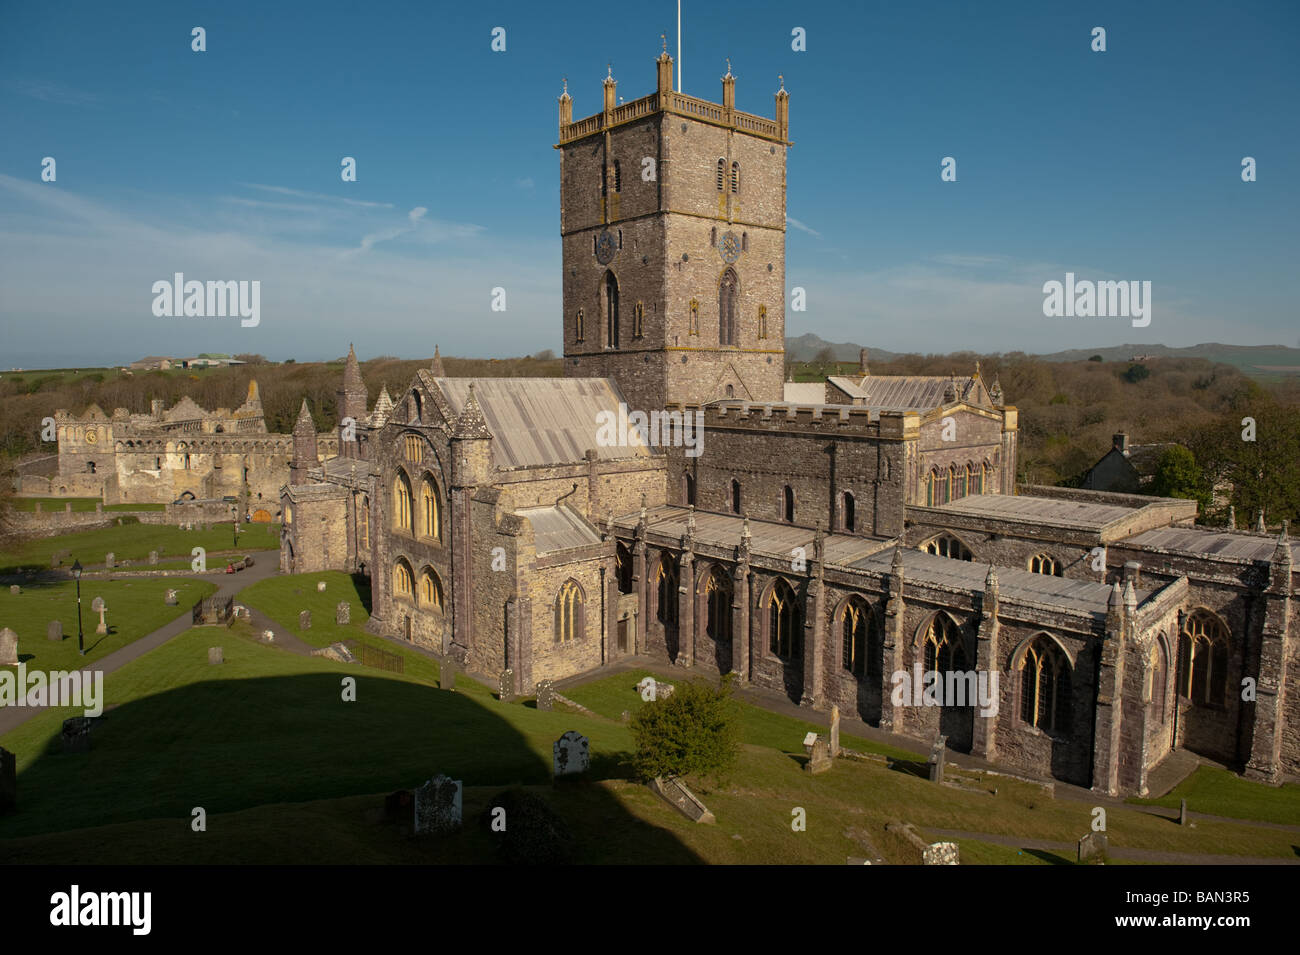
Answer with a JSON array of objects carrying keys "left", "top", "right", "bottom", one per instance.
[{"left": 1113, "top": 432, "right": 1129, "bottom": 456}]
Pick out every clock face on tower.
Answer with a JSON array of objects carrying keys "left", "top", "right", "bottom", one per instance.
[
  {"left": 719, "top": 231, "right": 741, "bottom": 264},
  {"left": 594, "top": 229, "right": 616, "bottom": 265}
]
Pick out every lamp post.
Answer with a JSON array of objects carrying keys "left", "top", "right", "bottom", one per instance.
[{"left": 72, "top": 558, "right": 85, "bottom": 656}]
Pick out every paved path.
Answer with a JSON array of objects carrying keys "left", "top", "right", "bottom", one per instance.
[
  {"left": 0, "top": 558, "right": 309, "bottom": 735},
  {"left": 920, "top": 826, "right": 1300, "bottom": 865}
]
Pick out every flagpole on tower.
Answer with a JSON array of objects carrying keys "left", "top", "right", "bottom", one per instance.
[{"left": 677, "top": 0, "right": 682, "bottom": 92}]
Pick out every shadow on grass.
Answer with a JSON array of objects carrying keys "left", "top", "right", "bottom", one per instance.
[
  {"left": 1024, "top": 848, "right": 1073, "bottom": 865},
  {"left": 887, "top": 757, "right": 931, "bottom": 780},
  {"left": 350, "top": 572, "right": 373, "bottom": 615},
  {"left": 1, "top": 669, "right": 700, "bottom": 864}
]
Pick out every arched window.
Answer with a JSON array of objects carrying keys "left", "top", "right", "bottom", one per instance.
[
  {"left": 1028, "top": 554, "right": 1061, "bottom": 576},
  {"left": 937, "top": 467, "right": 951, "bottom": 504},
  {"left": 554, "top": 579, "right": 585, "bottom": 643},
  {"left": 782, "top": 485, "right": 795, "bottom": 522},
  {"left": 604, "top": 270, "right": 620, "bottom": 349},
  {"left": 969, "top": 463, "right": 981, "bottom": 495},
  {"left": 420, "top": 568, "right": 444, "bottom": 611},
  {"left": 1019, "top": 636, "right": 1071, "bottom": 734},
  {"left": 655, "top": 556, "right": 678, "bottom": 626},
  {"left": 922, "top": 534, "right": 973, "bottom": 561},
  {"left": 1178, "top": 611, "right": 1229, "bottom": 707},
  {"left": 615, "top": 542, "right": 634, "bottom": 595},
  {"left": 1150, "top": 638, "right": 1170, "bottom": 723},
  {"left": 613, "top": 159, "right": 622, "bottom": 193},
  {"left": 953, "top": 464, "right": 966, "bottom": 499},
  {"left": 704, "top": 566, "right": 732, "bottom": 642},
  {"left": 982, "top": 462, "right": 993, "bottom": 492},
  {"left": 768, "top": 578, "right": 801, "bottom": 660},
  {"left": 741, "top": 232, "right": 748, "bottom": 252},
  {"left": 730, "top": 479, "right": 742, "bottom": 514},
  {"left": 684, "top": 473, "right": 696, "bottom": 506},
  {"left": 725, "top": 384, "right": 734, "bottom": 398},
  {"left": 711, "top": 226, "right": 717, "bottom": 246},
  {"left": 730, "top": 161, "right": 740, "bottom": 193},
  {"left": 359, "top": 495, "right": 369, "bottom": 548},
  {"left": 575, "top": 308, "right": 584, "bottom": 342},
  {"left": 412, "top": 391, "right": 422, "bottom": 423},
  {"left": 422, "top": 477, "right": 441, "bottom": 541},
  {"left": 716, "top": 158, "right": 726, "bottom": 190},
  {"left": 923, "top": 614, "right": 967, "bottom": 675},
  {"left": 404, "top": 435, "right": 422, "bottom": 463},
  {"left": 719, "top": 267, "right": 738, "bottom": 345},
  {"left": 841, "top": 597, "right": 876, "bottom": 677},
  {"left": 393, "top": 472, "right": 413, "bottom": 533},
  {"left": 393, "top": 560, "right": 414, "bottom": 599},
  {"left": 925, "top": 470, "right": 936, "bottom": 507},
  {"left": 842, "top": 491, "right": 856, "bottom": 533}
]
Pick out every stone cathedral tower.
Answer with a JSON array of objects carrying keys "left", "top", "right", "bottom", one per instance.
[{"left": 557, "top": 47, "right": 790, "bottom": 412}]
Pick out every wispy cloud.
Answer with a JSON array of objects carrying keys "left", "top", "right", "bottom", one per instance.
[
  {"left": 516, "top": 177, "right": 535, "bottom": 190},
  {"left": 9, "top": 79, "right": 102, "bottom": 106},
  {"left": 786, "top": 215, "right": 820, "bottom": 237},
  {"left": 239, "top": 182, "right": 394, "bottom": 209}
]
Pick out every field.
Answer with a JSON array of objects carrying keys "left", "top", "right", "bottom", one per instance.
[{"left": 0, "top": 520, "right": 280, "bottom": 575}]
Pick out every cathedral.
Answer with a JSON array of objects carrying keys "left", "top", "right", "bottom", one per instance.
[{"left": 280, "top": 49, "right": 1297, "bottom": 796}]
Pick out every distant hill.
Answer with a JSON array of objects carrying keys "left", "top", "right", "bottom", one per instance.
[{"left": 784, "top": 334, "right": 1300, "bottom": 380}]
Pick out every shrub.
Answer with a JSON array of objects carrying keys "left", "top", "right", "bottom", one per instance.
[
  {"left": 630, "top": 674, "right": 742, "bottom": 785},
  {"left": 478, "top": 788, "right": 573, "bottom": 864}
]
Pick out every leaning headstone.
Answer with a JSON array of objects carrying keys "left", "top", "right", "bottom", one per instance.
[
  {"left": 298, "top": 610, "right": 311, "bottom": 630},
  {"left": 0, "top": 746, "right": 14, "bottom": 813},
  {"left": 9, "top": 585, "right": 19, "bottom": 596},
  {"left": 61, "top": 717, "right": 92, "bottom": 753},
  {"left": 164, "top": 589, "right": 179, "bottom": 606},
  {"left": 928, "top": 734, "right": 947, "bottom": 784},
  {"left": 1179, "top": 798, "right": 1187, "bottom": 826},
  {"left": 413, "top": 774, "right": 462, "bottom": 834},
  {"left": 47, "top": 620, "right": 62, "bottom": 642},
  {"left": 335, "top": 601, "right": 350, "bottom": 625},
  {"left": 148, "top": 550, "right": 158, "bottom": 565},
  {"left": 535, "top": 680, "right": 556, "bottom": 711},
  {"left": 440, "top": 660, "right": 457, "bottom": 691},
  {"left": 804, "top": 736, "right": 832, "bottom": 774},
  {"left": 208, "top": 647, "right": 224, "bottom": 665},
  {"left": 553, "top": 731, "right": 590, "bottom": 778},
  {"left": 105, "top": 552, "right": 115, "bottom": 569},
  {"left": 498, "top": 668, "right": 515, "bottom": 702},
  {"left": 1077, "top": 831, "right": 1108, "bottom": 863},
  {"left": 650, "top": 776, "right": 716, "bottom": 823},
  {"left": 830, "top": 704, "right": 841, "bottom": 758},
  {"left": 0, "top": 628, "right": 17, "bottom": 665},
  {"left": 316, "top": 580, "right": 326, "bottom": 592},
  {"left": 923, "top": 842, "right": 960, "bottom": 865},
  {"left": 802, "top": 731, "right": 819, "bottom": 754}
]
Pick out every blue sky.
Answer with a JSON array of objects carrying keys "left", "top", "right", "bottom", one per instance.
[{"left": 1, "top": 0, "right": 1297, "bottom": 368}]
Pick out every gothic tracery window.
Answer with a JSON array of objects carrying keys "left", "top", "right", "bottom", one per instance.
[
  {"left": 554, "top": 579, "right": 585, "bottom": 644},
  {"left": 393, "top": 472, "right": 413, "bottom": 533},
  {"left": 1178, "top": 611, "right": 1229, "bottom": 707},
  {"left": 1020, "top": 636, "right": 1071, "bottom": 734},
  {"left": 420, "top": 568, "right": 444, "bottom": 611},
  {"left": 768, "top": 578, "right": 801, "bottom": 660}
]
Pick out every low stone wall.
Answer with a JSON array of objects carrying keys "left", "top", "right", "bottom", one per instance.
[{"left": 11, "top": 508, "right": 171, "bottom": 535}]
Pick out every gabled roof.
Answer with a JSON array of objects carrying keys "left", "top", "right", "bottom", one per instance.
[
  {"left": 516, "top": 505, "right": 601, "bottom": 555},
  {"left": 434, "top": 377, "right": 650, "bottom": 469},
  {"left": 163, "top": 396, "right": 206, "bottom": 421},
  {"left": 826, "top": 374, "right": 989, "bottom": 412}
]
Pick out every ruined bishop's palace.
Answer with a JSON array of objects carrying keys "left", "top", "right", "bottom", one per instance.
[{"left": 279, "top": 48, "right": 1297, "bottom": 795}]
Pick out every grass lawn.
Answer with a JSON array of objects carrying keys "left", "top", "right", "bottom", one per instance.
[
  {"left": 1128, "top": 765, "right": 1300, "bottom": 826},
  {"left": 0, "top": 577, "right": 216, "bottom": 670},
  {"left": 238, "top": 571, "right": 441, "bottom": 685},
  {"left": 13, "top": 497, "right": 166, "bottom": 512},
  {"left": 0, "top": 521, "right": 281, "bottom": 574}
]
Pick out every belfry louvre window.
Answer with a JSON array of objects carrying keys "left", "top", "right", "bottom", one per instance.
[
  {"left": 1178, "top": 611, "right": 1229, "bottom": 706},
  {"left": 730, "top": 161, "right": 740, "bottom": 193},
  {"left": 768, "top": 579, "right": 801, "bottom": 660},
  {"left": 1020, "top": 637, "right": 1071, "bottom": 734},
  {"left": 554, "top": 579, "right": 585, "bottom": 643},
  {"left": 716, "top": 158, "right": 726, "bottom": 190},
  {"left": 613, "top": 159, "right": 622, "bottom": 193}
]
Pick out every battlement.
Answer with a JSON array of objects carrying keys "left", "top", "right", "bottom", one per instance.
[{"left": 666, "top": 400, "right": 919, "bottom": 439}]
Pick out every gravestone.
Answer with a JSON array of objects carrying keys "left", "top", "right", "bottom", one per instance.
[
  {"left": 928, "top": 734, "right": 947, "bottom": 784},
  {"left": 164, "top": 589, "right": 179, "bottom": 606},
  {"left": 553, "top": 731, "right": 590, "bottom": 777},
  {"left": 1179, "top": 798, "right": 1187, "bottom": 826},
  {"left": 92, "top": 597, "right": 108, "bottom": 635},
  {"left": 0, "top": 628, "right": 17, "bottom": 665},
  {"left": 61, "top": 717, "right": 92, "bottom": 753},
  {"left": 148, "top": 551, "right": 158, "bottom": 565},
  {"left": 298, "top": 610, "right": 311, "bottom": 630},
  {"left": 804, "top": 736, "right": 832, "bottom": 774},
  {"left": 830, "top": 704, "right": 841, "bottom": 758},
  {"left": 498, "top": 668, "right": 515, "bottom": 702},
  {"left": 620, "top": 710, "right": 630, "bottom": 722},
  {"left": 316, "top": 581, "right": 326, "bottom": 592},
  {"left": 923, "top": 842, "right": 960, "bottom": 865},
  {"left": 440, "top": 660, "right": 457, "bottom": 691},
  {"left": 335, "top": 601, "right": 350, "bottom": 625},
  {"left": 47, "top": 620, "right": 62, "bottom": 642},
  {"left": 65, "top": 503, "right": 72, "bottom": 514},
  {"left": 0, "top": 746, "right": 14, "bottom": 813},
  {"left": 802, "top": 731, "right": 819, "bottom": 753},
  {"left": 413, "top": 774, "right": 462, "bottom": 834},
  {"left": 650, "top": 776, "right": 716, "bottom": 824},
  {"left": 208, "top": 647, "right": 224, "bottom": 665},
  {"left": 261, "top": 630, "right": 275, "bottom": 642},
  {"left": 105, "top": 552, "right": 115, "bottom": 569},
  {"left": 9, "top": 585, "right": 19, "bottom": 596},
  {"left": 535, "top": 680, "right": 556, "bottom": 711},
  {"left": 1077, "top": 831, "right": 1107, "bottom": 863}
]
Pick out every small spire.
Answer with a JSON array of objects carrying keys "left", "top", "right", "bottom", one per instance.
[
  {"left": 777, "top": 73, "right": 785, "bottom": 93},
  {"left": 430, "top": 344, "right": 445, "bottom": 377},
  {"left": 974, "top": 360, "right": 981, "bottom": 378},
  {"left": 1108, "top": 580, "right": 1123, "bottom": 610},
  {"left": 661, "top": 33, "right": 667, "bottom": 55},
  {"left": 559, "top": 76, "right": 569, "bottom": 99},
  {"left": 985, "top": 564, "right": 998, "bottom": 589},
  {"left": 724, "top": 57, "right": 733, "bottom": 78},
  {"left": 1123, "top": 578, "right": 1138, "bottom": 610},
  {"left": 741, "top": 516, "right": 751, "bottom": 540}
]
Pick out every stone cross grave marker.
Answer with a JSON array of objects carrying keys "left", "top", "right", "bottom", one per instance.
[
  {"left": 413, "top": 774, "right": 462, "bottom": 834},
  {"left": 92, "top": 597, "right": 108, "bottom": 635},
  {"left": 440, "top": 659, "right": 457, "bottom": 691},
  {"left": 928, "top": 734, "right": 947, "bottom": 784},
  {"left": 553, "top": 731, "right": 590, "bottom": 778},
  {"left": 165, "top": 589, "right": 179, "bottom": 606},
  {"left": 535, "top": 680, "right": 556, "bottom": 711},
  {"left": 335, "top": 601, "right": 350, "bottom": 625},
  {"left": 47, "top": 620, "right": 62, "bottom": 642},
  {"left": 0, "top": 628, "right": 18, "bottom": 665}
]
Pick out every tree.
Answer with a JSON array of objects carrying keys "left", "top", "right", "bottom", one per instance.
[
  {"left": 532, "top": 349, "right": 556, "bottom": 361},
  {"left": 630, "top": 675, "right": 742, "bottom": 785},
  {"left": 1148, "top": 445, "right": 1210, "bottom": 511},
  {"left": 814, "top": 347, "right": 835, "bottom": 364},
  {"left": 1088, "top": 355, "right": 1103, "bottom": 362},
  {"left": 1122, "top": 364, "right": 1150, "bottom": 384}
]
